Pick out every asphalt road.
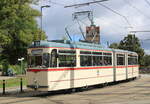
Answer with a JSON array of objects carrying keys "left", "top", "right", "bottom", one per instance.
[{"left": 0, "top": 74, "right": 150, "bottom": 104}]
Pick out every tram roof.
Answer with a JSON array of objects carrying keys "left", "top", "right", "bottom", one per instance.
[{"left": 29, "top": 40, "right": 137, "bottom": 54}]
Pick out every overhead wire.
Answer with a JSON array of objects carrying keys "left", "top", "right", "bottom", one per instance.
[
  {"left": 50, "top": 1, "right": 66, "bottom": 6},
  {"left": 93, "top": 0, "right": 132, "bottom": 28},
  {"left": 123, "top": 0, "right": 150, "bottom": 20},
  {"left": 67, "top": 0, "right": 133, "bottom": 39},
  {"left": 65, "top": 15, "right": 89, "bottom": 36},
  {"left": 144, "top": 0, "right": 150, "bottom": 7},
  {"left": 47, "top": 0, "right": 66, "bottom": 6}
]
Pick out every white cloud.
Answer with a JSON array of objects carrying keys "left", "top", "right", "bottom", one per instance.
[{"left": 145, "top": 49, "right": 150, "bottom": 55}]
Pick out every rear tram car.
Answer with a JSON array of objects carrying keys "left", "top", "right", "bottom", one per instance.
[{"left": 27, "top": 40, "right": 139, "bottom": 91}]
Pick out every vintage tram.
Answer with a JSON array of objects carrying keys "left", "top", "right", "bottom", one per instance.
[{"left": 27, "top": 40, "right": 139, "bottom": 91}]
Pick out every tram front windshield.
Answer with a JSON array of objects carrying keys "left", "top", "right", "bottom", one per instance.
[{"left": 28, "top": 53, "right": 50, "bottom": 68}]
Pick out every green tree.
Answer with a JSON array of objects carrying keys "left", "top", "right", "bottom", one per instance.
[
  {"left": 0, "top": 0, "right": 46, "bottom": 65},
  {"left": 118, "top": 34, "right": 145, "bottom": 65},
  {"left": 109, "top": 42, "right": 119, "bottom": 49},
  {"left": 143, "top": 55, "right": 150, "bottom": 67}
]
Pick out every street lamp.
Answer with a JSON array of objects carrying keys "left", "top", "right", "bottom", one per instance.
[
  {"left": 40, "top": 5, "right": 50, "bottom": 40},
  {"left": 18, "top": 57, "right": 24, "bottom": 75}
]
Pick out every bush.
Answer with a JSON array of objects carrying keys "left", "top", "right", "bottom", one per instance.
[
  {"left": 0, "top": 64, "right": 2, "bottom": 71},
  {"left": 9, "top": 63, "right": 27, "bottom": 75},
  {"left": 9, "top": 65, "right": 21, "bottom": 75}
]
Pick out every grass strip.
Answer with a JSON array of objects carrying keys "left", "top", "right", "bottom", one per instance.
[{"left": 0, "top": 77, "right": 27, "bottom": 88}]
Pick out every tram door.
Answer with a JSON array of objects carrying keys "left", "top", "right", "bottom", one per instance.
[
  {"left": 51, "top": 49, "right": 57, "bottom": 67},
  {"left": 113, "top": 50, "right": 116, "bottom": 82},
  {"left": 125, "top": 53, "right": 128, "bottom": 79}
]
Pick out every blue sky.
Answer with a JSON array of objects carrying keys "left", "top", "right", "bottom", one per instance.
[{"left": 33, "top": 0, "right": 150, "bottom": 54}]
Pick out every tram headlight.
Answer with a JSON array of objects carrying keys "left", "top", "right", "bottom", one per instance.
[
  {"left": 34, "top": 79, "right": 37, "bottom": 84},
  {"left": 33, "top": 78, "right": 39, "bottom": 89}
]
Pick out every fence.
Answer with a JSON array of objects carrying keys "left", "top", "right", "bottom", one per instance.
[{"left": 0, "top": 77, "right": 25, "bottom": 95}]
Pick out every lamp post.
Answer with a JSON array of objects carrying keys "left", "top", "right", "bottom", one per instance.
[
  {"left": 40, "top": 5, "right": 50, "bottom": 40},
  {"left": 18, "top": 57, "right": 24, "bottom": 75}
]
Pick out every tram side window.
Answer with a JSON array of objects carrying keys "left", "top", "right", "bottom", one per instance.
[
  {"left": 103, "top": 53, "right": 112, "bottom": 66},
  {"left": 93, "top": 56, "right": 103, "bottom": 66},
  {"left": 92, "top": 52, "right": 103, "bottom": 66},
  {"left": 58, "top": 50, "right": 76, "bottom": 67},
  {"left": 80, "top": 51, "right": 112, "bottom": 66},
  {"left": 128, "top": 55, "right": 138, "bottom": 65},
  {"left": 80, "top": 55, "right": 92, "bottom": 66},
  {"left": 80, "top": 51, "right": 92, "bottom": 66},
  {"left": 117, "top": 54, "right": 125, "bottom": 65}
]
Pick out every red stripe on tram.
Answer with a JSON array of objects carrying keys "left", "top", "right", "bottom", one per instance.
[
  {"left": 27, "top": 65, "right": 139, "bottom": 72},
  {"left": 28, "top": 66, "right": 113, "bottom": 72}
]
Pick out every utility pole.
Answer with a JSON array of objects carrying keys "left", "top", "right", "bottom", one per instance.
[
  {"left": 40, "top": 5, "right": 50, "bottom": 40},
  {"left": 18, "top": 57, "right": 24, "bottom": 75}
]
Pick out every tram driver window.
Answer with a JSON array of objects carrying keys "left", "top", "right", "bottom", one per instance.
[
  {"left": 28, "top": 55, "right": 42, "bottom": 67},
  {"left": 117, "top": 54, "right": 125, "bottom": 65},
  {"left": 43, "top": 53, "right": 50, "bottom": 68}
]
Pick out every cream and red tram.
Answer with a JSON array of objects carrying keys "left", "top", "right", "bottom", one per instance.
[{"left": 27, "top": 40, "right": 139, "bottom": 91}]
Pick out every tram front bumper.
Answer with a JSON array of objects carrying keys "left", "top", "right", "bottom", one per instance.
[{"left": 27, "top": 85, "right": 48, "bottom": 88}]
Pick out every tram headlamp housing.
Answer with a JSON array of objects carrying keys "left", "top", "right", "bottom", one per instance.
[{"left": 34, "top": 79, "right": 39, "bottom": 89}]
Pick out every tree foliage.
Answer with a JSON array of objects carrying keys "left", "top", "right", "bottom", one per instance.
[
  {"left": 0, "top": 0, "right": 46, "bottom": 64},
  {"left": 143, "top": 55, "right": 150, "bottom": 66},
  {"left": 109, "top": 42, "right": 119, "bottom": 49}
]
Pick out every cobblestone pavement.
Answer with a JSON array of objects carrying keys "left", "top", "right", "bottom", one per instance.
[{"left": 0, "top": 74, "right": 150, "bottom": 104}]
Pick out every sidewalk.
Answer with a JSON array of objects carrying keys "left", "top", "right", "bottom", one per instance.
[
  {"left": 0, "top": 75, "right": 16, "bottom": 80},
  {"left": 0, "top": 86, "right": 27, "bottom": 95}
]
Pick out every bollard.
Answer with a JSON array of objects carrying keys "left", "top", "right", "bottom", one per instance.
[
  {"left": 3, "top": 80, "right": 5, "bottom": 95},
  {"left": 20, "top": 78, "right": 23, "bottom": 92}
]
